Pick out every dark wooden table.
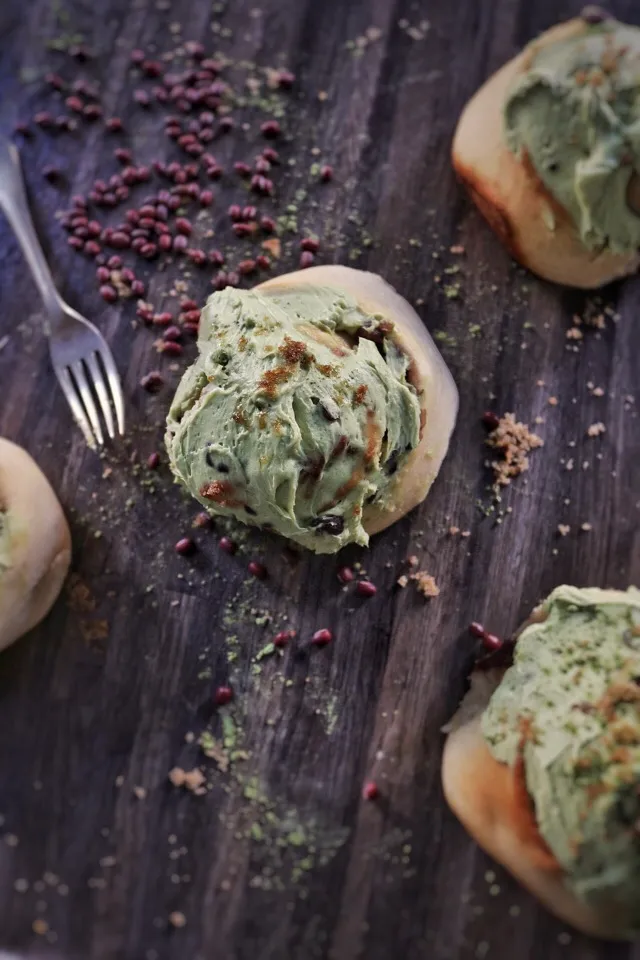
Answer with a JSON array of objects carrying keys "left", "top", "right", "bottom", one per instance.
[{"left": 0, "top": 0, "right": 639, "bottom": 957}]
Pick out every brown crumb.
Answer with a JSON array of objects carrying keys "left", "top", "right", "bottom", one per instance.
[
  {"left": 460, "top": 530, "right": 471, "bottom": 538},
  {"left": 547, "top": 396, "right": 558, "bottom": 406},
  {"left": 566, "top": 327, "right": 583, "bottom": 340},
  {"left": 407, "top": 555, "right": 419, "bottom": 568},
  {"left": 132, "top": 786, "right": 147, "bottom": 800},
  {"left": 448, "top": 525, "right": 460, "bottom": 535},
  {"left": 410, "top": 571, "right": 440, "bottom": 598},
  {"left": 169, "top": 767, "right": 206, "bottom": 791},
  {"left": 32, "top": 918, "right": 49, "bottom": 936},
  {"left": 169, "top": 767, "right": 186, "bottom": 787},
  {"left": 262, "top": 237, "right": 281, "bottom": 259},
  {"left": 557, "top": 524, "right": 571, "bottom": 537},
  {"left": 486, "top": 412, "right": 543, "bottom": 487},
  {"left": 169, "top": 911, "right": 187, "bottom": 928},
  {"left": 449, "top": 244, "right": 465, "bottom": 254},
  {"left": 591, "top": 386, "right": 605, "bottom": 397},
  {"left": 587, "top": 422, "right": 606, "bottom": 437},
  {"left": 581, "top": 522, "right": 593, "bottom": 532},
  {"left": 396, "top": 574, "right": 409, "bottom": 588},
  {"left": 536, "top": 379, "right": 545, "bottom": 387}
]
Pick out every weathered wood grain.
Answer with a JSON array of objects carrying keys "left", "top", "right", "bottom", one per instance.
[{"left": 0, "top": 0, "right": 639, "bottom": 958}]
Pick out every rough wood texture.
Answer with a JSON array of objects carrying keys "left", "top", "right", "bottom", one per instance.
[{"left": 0, "top": 1, "right": 639, "bottom": 958}]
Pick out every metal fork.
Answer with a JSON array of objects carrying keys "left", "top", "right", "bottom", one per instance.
[{"left": 0, "top": 137, "right": 124, "bottom": 449}]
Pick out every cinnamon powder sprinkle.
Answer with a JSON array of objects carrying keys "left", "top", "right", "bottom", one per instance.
[
  {"left": 278, "top": 335, "right": 311, "bottom": 364},
  {"left": 486, "top": 412, "right": 543, "bottom": 487}
]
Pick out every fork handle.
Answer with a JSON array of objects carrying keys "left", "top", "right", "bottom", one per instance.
[{"left": 0, "top": 137, "right": 62, "bottom": 322}]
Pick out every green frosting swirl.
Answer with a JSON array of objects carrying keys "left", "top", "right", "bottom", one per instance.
[
  {"left": 483, "top": 585, "right": 640, "bottom": 931},
  {"left": 165, "top": 284, "right": 421, "bottom": 553},
  {"left": 504, "top": 19, "right": 640, "bottom": 253}
]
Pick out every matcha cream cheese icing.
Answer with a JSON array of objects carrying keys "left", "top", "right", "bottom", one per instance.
[
  {"left": 504, "top": 17, "right": 640, "bottom": 255},
  {"left": 483, "top": 585, "right": 640, "bottom": 927},
  {"left": 166, "top": 270, "right": 457, "bottom": 553}
]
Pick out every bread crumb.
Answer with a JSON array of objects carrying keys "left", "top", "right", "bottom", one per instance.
[
  {"left": 557, "top": 524, "right": 571, "bottom": 537},
  {"left": 133, "top": 786, "right": 147, "bottom": 800},
  {"left": 169, "top": 911, "right": 186, "bottom": 928},
  {"left": 566, "top": 327, "right": 583, "bottom": 340},
  {"left": 407, "top": 555, "right": 419, "bottom": 568},
  {"left": 590, "top": 385, "right": 605, "bottom": 397},
  {"left": 547, "top": 396, "right": 558, "bottom": 406},
  {"left": 410, "top": 571, "right": 440, "bottom": 598},
  {"left": 581, "top": 522, "right": 593, "bottom": 532},
  {"left": 486, "top": 412, "right": 543, "bottom": 486},
  {"left": 32, "top": 918, "right": 49, "bottom": 936},
  {"left": 448, "top": 525, "right": 460, "bottom": 536},
  {"left": 587, "top": 422, "right": 606, "bottom": 437},
  {"left": 396, "top": 575, "right": 409, "bottom": 588},
  {"left": 461, "top": 530, "right": 471, "bottom": 538},
  {"left": 449, "top": 244, "right": 465, "bottom": 254},
  {"left": 536, "top": 379, "right": 545, "bottom": 387}
]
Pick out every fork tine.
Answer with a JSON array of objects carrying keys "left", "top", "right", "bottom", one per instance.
[
  {"left": 56, "top": 367, "right": 97, "bottom": 450},
  {"left": 71, "top": 360, "right": 104, "bottom": 446},
  {"left": 96, "top": 347, "right": 125, "bottom": 435},
  {"left": 86, "top": 352, "right": 115, "bottom": 439}
]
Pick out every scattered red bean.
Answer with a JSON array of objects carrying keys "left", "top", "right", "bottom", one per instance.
[
  {"left": 337, "top": 566, "right": 354, "bottom": 584},
  {"left": 45, "top": 72, "right": 66, "bottom": 91},
  {"left": 311, "top": 628, "right": 332, "bottom": 647},
  {"left": 187, "top": 248, "right": 207, "bottom": 266},
  {"left": 107, "top": 255, "right": 123, "bottom": 269},
  {"left": 242, "top": 205, "right": 257, "bottom": 220},
  {"left": 34, "top": 111, "right": 55, "bottom": 128},
  {"left": 175, "top": 537, "right": 195, "bottom": 555},
  {"left": 301, "top": 237, "right": 320, "bottom": 253},
  {"left": 251, "top": 174, "right": 273, "bottom": 195},
  {"left": 175, "top": 217, "right": 192, "bottom": 236},
  {"left": 134, "top": 89, "right": 151, "bottom": 107},
  {"left": 140, "top": 371, "right": 164, "bottom": 392},
  {"left": 130, "top": 49, "right": 145, "bottom": 64},
  {"left": 300, "top": 251, "right": 315, "bottom": 269},
  {"left": 254, "top": 157, "right": 271, "bottom": 174},
  {"left": 262, "top": 147, "right": 279, "bottom": 164},
  {"left": 273, "top": 629, "right": 294, "bottom": 648},
  {"left": 482, "top": 633, "right": 503, "bottom": 652},
  {"left": 84, "top": 240, "right": 101, "bottom": 257},
  {"left": 99, "top": 284, "right": 117, "bottom": 303},
  {"left": 199, "top": 189, "right": 214, "bottom": 206},
  {"left": 14, "top": 121, "right": 31, "bottom": 136},
  {"left": 208, "top": 250, "right": 224, "bottom": 266},
  {"left": 482, "top": 411, "right": 500, "bottom": 429},
  {"left": 468, "top": 622, "right": 486, "bottom": 638},
  {"left": 276, "top": 69, "right": 295, "bottom": 88},
  {"left": 161, "top": 341, "right": 183, "bottom": 356},
  {"left": 260, "top": 215, "right": 276, "bottom": 233},
  {"left": 234, "top": 161, "right": 251, "bottom": 178},
  {"left": 65, "top": 96, "right": 84, "bottom": 114},
  {"left": 105, "top": 116, "right": 123, "bottom": 132},
  {"left": 142, "top": 59, "right": 163, "bottom": 78},
  {"left": 357, "top": 580, "right": 378, "bottom": 598},
  {"left": 131, "top": 279, "right": 146, "bottom": 296},
  {"left": 362, "top": 781, "right": 379, "bottom": 801},
  {"left": 255, "top": 255, "right": 270, "bottom": 271},
  {"left": 163, "top": 325, "right": 182, "bottom": 342},
  {"left": 83, "top": 103, "right": 103, "bottom": 121},
  {"left": 232, "top": 222, "right": 255, "bottom": 238},
  {"left": 248, "top": 560, "right": 267, "bottom": 579},
  {"left": 96, "top": 266, "right": 111, "bottom": 283},
  {"left": 152, "top": 312, "right": 173, "bottom": 327},
  {"left": 219, "top": 536, "right": 237, "bottom": 554},
  {"left": 320, "top": 164, "right": 333, "bottom": 182},
  {"left": 214, "top": 685, "right": 233, "bottom": 706},
  {"left": 238, "top": 259, "right": 256, "bottom": 276},
  {"left": 260, "top": 119, "right": 281, "bottom": 139},
  {"left": 147, "top": 452, "right": 160, "bottom": 469},
  {"left": 173, "top": 234, "right": 189, "bottom": 252}
]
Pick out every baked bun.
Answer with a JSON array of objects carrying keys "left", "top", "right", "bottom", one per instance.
[
  {"left": 257, "top": 265, "right": 459, "bottom": 537},
  {"left": 442, "top": 586, "right": 640, "bottom": 939},
  {"left": 452, "top": 13, "right": 640, "bottom": 288},
  {"left": 0, "top": 438, "right": 71, "bottom": 650}
]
